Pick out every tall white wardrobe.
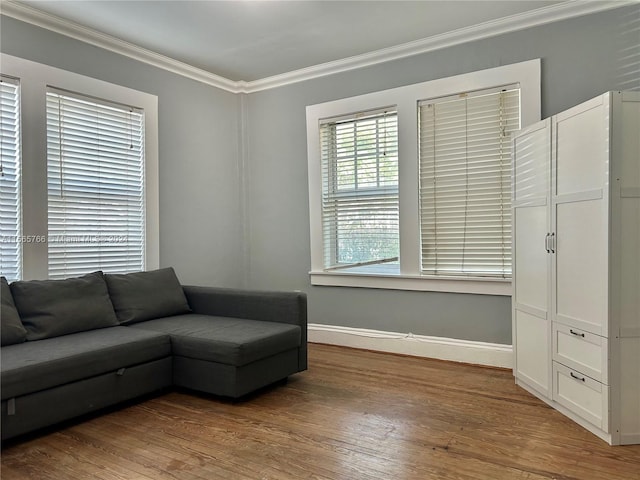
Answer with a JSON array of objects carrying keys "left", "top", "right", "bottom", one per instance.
[{"left": 512, "top": 91, "right": 640, "bottom": 445}]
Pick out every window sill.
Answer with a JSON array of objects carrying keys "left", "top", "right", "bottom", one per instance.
[{"left": 309, "top": 270, "right": 512, "bottom": 296}]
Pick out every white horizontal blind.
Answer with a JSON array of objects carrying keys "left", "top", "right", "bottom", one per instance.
[
  {"left": 0, "top": 77, "right": 21, "bottom": 281},
  {"left": 46, "top": 88, "right": 145, "bottom": 279},
  {"left": 0, "top": 76, "right": 22, "bottom": 281},
  {"left": 419, "top": 87, "right": 520, "bottom": 278},
  {"left": 320, "top": 108, "right": 399, "bottom": 270}
]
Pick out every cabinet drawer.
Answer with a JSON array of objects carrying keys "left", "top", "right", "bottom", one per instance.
[
  {"left": 553, "top": 362, "right": 609, "bottom": 431},
  {"left": 552, "top": 323, "right": 608, "bottom": 384}
]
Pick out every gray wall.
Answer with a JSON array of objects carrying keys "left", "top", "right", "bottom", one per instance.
[
  {"left": 1, "top": 6, "right": 638, "bottom": 345},
  {"left": 0, "top": 16, "right": 244, "bottom": 288},
  {"left": 244, "top": 6, "right": 639, "bottom": 344}
]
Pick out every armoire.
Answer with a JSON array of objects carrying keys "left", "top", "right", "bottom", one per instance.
[{"left": 512, "top": 91, "right": 639, "bottom": 445}]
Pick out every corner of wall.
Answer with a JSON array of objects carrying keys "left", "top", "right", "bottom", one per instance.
[{"left": 236, "top": 92, "right": 251, "bottom": 289}]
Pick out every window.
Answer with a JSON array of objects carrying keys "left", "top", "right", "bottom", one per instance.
[
  {"left": 307, "top": 60, "right": 540, "bottom": 295},
  {"left": 0, "top": 76, "right": 21, "bottom": 281},
  {"left": 1, "top": 53, "right": 159, "bottom": 281},
  {"left": 419, "top": 87, "right": 520, "bottom": 278},
  {"left": 46, "top": 88, "right": 145, "bottom": 279},
  {"left": 320, "top": 108, "right": 399, "bottom": 272}
]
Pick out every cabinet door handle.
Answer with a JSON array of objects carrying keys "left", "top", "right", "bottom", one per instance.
[
  {"left": 570, "top": 372, "right": 586, "bottom": 382},
  {"left": 545, "top": 233, "right": 551, "bottom": 253},
  {"left": 569, "top": 329, "right": 585, "bottom": 337},
  {"left": 550, "top": 232, "right": 556, "bottom": 253}
]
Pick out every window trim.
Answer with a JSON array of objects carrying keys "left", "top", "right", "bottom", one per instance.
[
  {"left": 0, "top": 53, "right": 159, "bottom": 280},
  {"left": 306, "top": 59, "right": 541, "bottom": 296}
]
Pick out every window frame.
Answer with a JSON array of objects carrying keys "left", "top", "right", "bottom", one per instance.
[
  {"left": 306, "top": 59, "right": 540, "bottom": 296},
  {"left": 0, "top": 53, "right": 159, "bottom": 280}
]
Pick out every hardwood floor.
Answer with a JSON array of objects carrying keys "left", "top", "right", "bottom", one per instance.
[{"left": 2, "top": 343, "right": 639, "bottom": 480}]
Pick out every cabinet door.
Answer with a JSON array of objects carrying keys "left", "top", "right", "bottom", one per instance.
[
  {"left": 512, "top": 118, "right": 552, "bottom": 397},
  {"left": 552, "top": 95, "right": 609, "bottom": 336}
]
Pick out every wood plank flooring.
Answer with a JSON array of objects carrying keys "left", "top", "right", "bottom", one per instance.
[{"left": 2, "top": 343, "right": 639, "bottom": 480}]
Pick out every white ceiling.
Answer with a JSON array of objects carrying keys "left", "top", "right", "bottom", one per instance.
[{"left": 10, "top": 0, "right": 576, "bottom": 82}]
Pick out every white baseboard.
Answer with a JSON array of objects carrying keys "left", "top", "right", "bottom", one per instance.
[{"left": 308, "top": 323, "right": 513, "bottom": 368}]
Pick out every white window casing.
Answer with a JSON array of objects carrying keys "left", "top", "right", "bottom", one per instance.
[
  {"left": 307, "top": 59, "right": 541, "bottom": 295},
  {"left": 0, "top": 76, "right": 22, "bottom": 282},
  {"left": 0, "top": 53, "right": 158, "bottom": 280}
]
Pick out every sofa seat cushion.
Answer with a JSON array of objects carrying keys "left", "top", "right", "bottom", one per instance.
[
  {"left": 0, "top": 326, "right": 170, "bottom": 400},
  {"left": 130, "top": 314, "right": 301, "bottom": 367}
]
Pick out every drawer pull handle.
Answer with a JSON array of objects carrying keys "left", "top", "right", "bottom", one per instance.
[
  {"left": 569, "top": 329, "right": 585, "bottom": 337},
  {"left": 570, "top": 372, "right": 586, "bottom": 382}
]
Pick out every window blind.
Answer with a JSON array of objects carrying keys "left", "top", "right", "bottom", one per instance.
[
  {"left": 46, "top": 88, "right": 145, "bottom": 279},
  {"left": 0, "top": 77, "right": 21, "bottom": 282},
  {"left": 320, "top": 108, "right": 399, "bottom": 270},
  {"left": 419, "top": 86, "right": 520, "bottom": 278}
]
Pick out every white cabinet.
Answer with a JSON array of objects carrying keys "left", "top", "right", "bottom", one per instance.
[{"left": 512, "top": 91, "right": 640, "bottom": 446}]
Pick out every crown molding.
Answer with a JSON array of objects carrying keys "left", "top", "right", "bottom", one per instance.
[
  {"left": 0, "top": 0, "right": 239, "bottom": 93},
  {"left": 1, "top": 0, "right": 633, "bottom": 94},
  {"left": 243, "top": 0, "right": 634, "bottom": 93}
]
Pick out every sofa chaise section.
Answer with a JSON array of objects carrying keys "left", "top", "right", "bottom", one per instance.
[
  {"left": 105, "top": 272, "right": 307, "bottom": 398},
  {"left": 130, "top": 312, "right": 302, "bottom": 397},
  {"left": 183, "top": 286, "right": 308, "bottom": 372}
]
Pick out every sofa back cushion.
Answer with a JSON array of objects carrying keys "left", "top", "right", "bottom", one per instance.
[
  {"left": 1, "top": 277, "right": 28, "bottom": 346},
  {"left": 10, "top": 271, "right": 119, "bottom": 341},
  {"left": 105, "top": 267, "right": 191, "bottom": 325}
]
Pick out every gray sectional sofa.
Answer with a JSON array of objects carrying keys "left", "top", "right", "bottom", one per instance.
[{"left": 0, "top": 268, "right": 307, "bottom": 441}]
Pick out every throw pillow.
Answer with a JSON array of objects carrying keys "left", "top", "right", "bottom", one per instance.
[
  {"left": 105, "top": 267, "right": 191, "bottom": 325},
  {"left": 1, "top": 276, "right": 28, "bottom": 346},
  {"left": 10, "top": 271, "right": 119, "bottom": 341}
]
